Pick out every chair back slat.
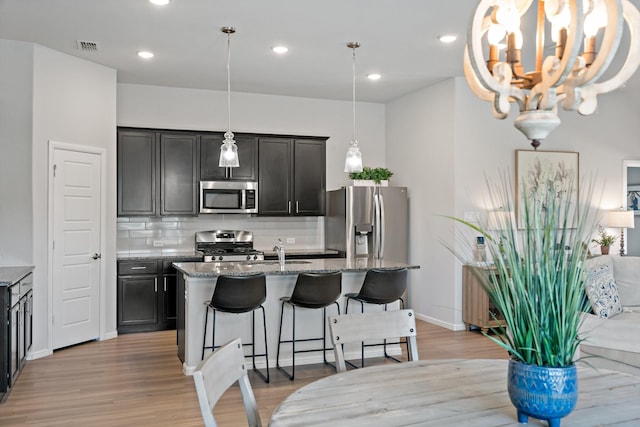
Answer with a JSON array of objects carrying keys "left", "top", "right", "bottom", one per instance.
[
  {"left": 329, "top": 309, "right": 418, "bottom": 373},
  {"left": 193, "top": 337, "right": 262, "bottom": 427}
]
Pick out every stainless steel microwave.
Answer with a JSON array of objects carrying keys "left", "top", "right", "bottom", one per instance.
[{"left": 200, "top": 181, "right": 258, "bottom": 214}]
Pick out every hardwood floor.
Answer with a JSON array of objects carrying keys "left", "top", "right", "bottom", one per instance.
[{"left": 0, "top": 321, "right": 507, "bottom": 426}]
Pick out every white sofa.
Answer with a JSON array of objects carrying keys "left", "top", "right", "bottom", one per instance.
[{"left": 579, "top": 255, "right": 640, "bottom": 375}]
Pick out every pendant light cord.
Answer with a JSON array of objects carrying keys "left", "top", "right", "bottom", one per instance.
[
  {"left": 352, "top": 46, "right": 356, "bottom": 143},
  {"left": 226, "top": 32, "right": 232, "bottom": 134}
]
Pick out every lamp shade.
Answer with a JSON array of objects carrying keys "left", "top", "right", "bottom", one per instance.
[{"left": 607, "top": 210, "right": 635, "bottom": 229}]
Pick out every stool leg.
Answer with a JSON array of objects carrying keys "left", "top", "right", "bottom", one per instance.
[
  {"left": 276, "top": 301, "right": 286, "bottom": 371},
  {"left": 260, "top": 305, "right": 270, "bottom": 383},
  {"left": 211, "top": 309, "right": 217, "bottom": 352},
  {"left": 276, "top": 302, "right": 295, "bottom": 381},
  {"left": 249, "top": 307, "right": 270, "bottom": 383},
  {"left": 202, "top": 306, "right": 209, "bottom": 360}
]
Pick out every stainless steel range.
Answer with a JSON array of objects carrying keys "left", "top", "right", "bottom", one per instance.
[{"left": 195, "top": 230, "right": 264, "bottom": 262}]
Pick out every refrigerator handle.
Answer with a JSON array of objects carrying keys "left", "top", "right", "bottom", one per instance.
[
  {"left": 374, "top": 193, "right": 381, "bottom": 259},
  {"left": 379, "top": 193, "right": 385, "bottom": 259}
]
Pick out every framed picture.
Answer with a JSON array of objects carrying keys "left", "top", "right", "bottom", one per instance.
[
  {"left": 515, "top": 150, "right": 580, "bottom": 229},
  {"left": 628, "top": 185, "right": 640, "bottom": 214}
]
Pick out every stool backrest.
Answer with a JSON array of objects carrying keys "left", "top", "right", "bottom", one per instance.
[
  {"left": 289, "top": 271, "right": 342, "bottom": 308},
  {"left": 329, "top": 309, "right": 418, "bottom": 373},
  {"left": 356, "top": 268, "right": 407, "bottom": 304},
  {"left": 211, "top": 274, "right": 266, "bottom": 313},
  {"left": 193, "top": 338, "right": 262, "bottom": 427}
]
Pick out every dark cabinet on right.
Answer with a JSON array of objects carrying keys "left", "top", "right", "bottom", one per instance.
[{"left": 258, "top": 137, "right": 326, "bottom": 216}]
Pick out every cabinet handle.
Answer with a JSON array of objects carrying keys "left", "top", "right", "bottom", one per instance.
[
  {"left": 155, "top": 278, "right": 158, "bottom": 293},
  {"left": 296, "top": 201, "right": 299, "bottom": 214},
  {"left": 131, "top": 266, "right": 147, "bottom": 270},
  {"left": 164, "top": 277, "right": 167, "bottom": 292},
  {"left": 288, "top": 201, "right": 292, "bottom": 214}
]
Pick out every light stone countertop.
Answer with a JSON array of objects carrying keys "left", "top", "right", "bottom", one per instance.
[
  {"left": 0, "top": 266, "right": 34, "bottom": 286},
  {"left": 173, "top": 257, "right": 419, "bottom": 278}
]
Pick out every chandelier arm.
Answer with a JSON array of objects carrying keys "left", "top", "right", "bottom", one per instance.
[
  {"left": 465, "top": 0, "right": 526, "bottom": 117},
  {"left": 587, "top": 0, "right": 640, "bottom": 94},
  {"left": 576, "top": 0, "right": 625, "bottom": 86},
  {"left": 463, "top": 46, "right": 495, "bottom": 103}
]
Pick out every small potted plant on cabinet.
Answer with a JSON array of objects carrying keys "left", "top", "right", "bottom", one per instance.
[
  {"left": 592, "top": 225, "right": 617, "bottom": 255},
  {"left": 349, "top": 167, "right": 393, "bottom": 186}
]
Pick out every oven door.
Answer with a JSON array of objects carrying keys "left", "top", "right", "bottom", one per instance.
[{"left": 200, "top": 181, "right": 258, "bottom": 214}]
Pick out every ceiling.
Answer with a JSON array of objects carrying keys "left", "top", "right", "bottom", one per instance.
[{"left": 0, "top": 0, "right": 638, "bottom": 104}]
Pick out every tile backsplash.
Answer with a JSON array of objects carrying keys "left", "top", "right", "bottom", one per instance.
[{"left": 117, "top": 215, "right": 325, "bottom": 256}]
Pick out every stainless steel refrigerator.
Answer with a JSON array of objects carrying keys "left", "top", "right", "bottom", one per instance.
[{"left": 325, "top": 186, "right": 408, "bottom": 262}]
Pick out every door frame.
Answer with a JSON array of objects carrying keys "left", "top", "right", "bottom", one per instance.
[{"left": 47, "top": 141, "right": 107, "bottom": 350}]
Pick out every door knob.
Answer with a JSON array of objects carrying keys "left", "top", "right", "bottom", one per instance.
[{"left": 92, "top": 253, "right": 102, "bottom": 260}]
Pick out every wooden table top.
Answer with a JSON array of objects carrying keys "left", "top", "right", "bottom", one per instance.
[{"left": 269, "top": 359, "right": 640, "bottom": 426}]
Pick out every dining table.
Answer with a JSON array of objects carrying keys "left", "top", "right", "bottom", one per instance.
[{"left": 268, "top": 359, "right": 640, "bottom": 426}]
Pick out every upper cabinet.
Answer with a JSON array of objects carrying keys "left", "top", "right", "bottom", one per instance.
[
  {"left": 200, "top": 133, "right": 258, "bottom": 181},
  {"left": 258, "top": 137, "right": 326, "bottom": 216},
  {"left": 118, "top": 128, "right": 199, "bottom": 216}
]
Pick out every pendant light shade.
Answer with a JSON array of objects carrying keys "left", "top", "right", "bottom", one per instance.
[
  {"left": 219, "top": 26, "right": 239, "bottom": 168},
  {"left": 344, "top": 41, "right": 363, "bottom": 173}
]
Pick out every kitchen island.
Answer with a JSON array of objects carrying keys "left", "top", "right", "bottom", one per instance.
[{"left": 173, "top": 258, "right": 419, "bottom": 375}]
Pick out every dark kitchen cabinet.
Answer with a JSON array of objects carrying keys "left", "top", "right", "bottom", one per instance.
[
  {"left": 117, "top": 260, "right": 159, "bottom": 333},
  {"left": 258, "top": 137, "right": 326, "bottom": 216},
  {"left": 1, "top": 271, "right": 33, "bottom": 401},
  {"left": 200, "top": 133, "right": 258, "bottom": 181},
  {"left": 117, "top": 128, "right": 199, "bottom": 216},
  {"left": 117, "top": 257, "right": 201, "bottom": 334}
]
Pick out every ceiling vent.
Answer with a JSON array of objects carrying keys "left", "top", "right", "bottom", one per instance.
[{"left": 76, "top": 40, "right": 100, "bottom": 52}]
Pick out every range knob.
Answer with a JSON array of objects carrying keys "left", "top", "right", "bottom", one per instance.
[
  {"left": 253, "top": 254, "right": 258, "bottom": 260},
  {"left": 246, "top": 255, "right": 251, "bottom": 261},
  {"left": 217, "top": 255, "right": 224, "bottom": 261}
]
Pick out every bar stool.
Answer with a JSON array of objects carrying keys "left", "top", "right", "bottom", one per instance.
[
  {"left": 276, "top": 271, "right": 342, "bottom": 380},
  {"left": 202, "top": 273, "right": 269, "bottom": 383},
  {"left": 344, "top": 267, "right": 408, "bottom": 367}
]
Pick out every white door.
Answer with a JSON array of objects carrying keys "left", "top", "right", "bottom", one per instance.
[{"left": 52, "top": 147, "right": 102, "bottom": 349}]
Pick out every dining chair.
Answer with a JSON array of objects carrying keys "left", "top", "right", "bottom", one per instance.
[
  {"left": 328, "top": 309, "right": 418, "bottom": 373},
  {"left": 193, "top": 337, "right": 262, "bottom": 427}
]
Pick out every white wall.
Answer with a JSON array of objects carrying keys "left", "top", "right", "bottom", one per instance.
[
  {"left": 31, "top": 45, "right": 117, "bottom": 355},
  {"left": 387, "top": 76, "right": 640, "bottom": 330},
  {"left": 117, "top": 84, "right": 386, "bottom": 191},
  {"left": 0, "top": 40, "right": 34, "bottom": 264}
]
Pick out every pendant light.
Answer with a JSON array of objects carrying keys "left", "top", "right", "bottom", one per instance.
[
  {"left": 344, "top": 41, "right": 363, "bottom": 173},
  {"left": 219, "top": 26, "right": 239, "bottom": 167}
]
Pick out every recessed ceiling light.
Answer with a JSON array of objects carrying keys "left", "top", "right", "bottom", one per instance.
[
  {"left": 272, "top": 46, "right": 289, "bottom": 54},
  {"left": 149, "top": 0, "right": 170, "bottom": 5},
  {"left": 438, "top": 34, "right": 457, "bottom": 44},
  {"left": 138, "top": 51, "right": 154, "bottom": 59},
  {"left": 367, "top": 73, "right": 382, "bottom": 81}
]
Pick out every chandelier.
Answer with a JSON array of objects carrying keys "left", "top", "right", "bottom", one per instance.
[
  {"left": 464, "top": 0, "right": 640, "bottom": 149},
  {"left": 219, "top": 26, "right": 239, "bottom": 167}
]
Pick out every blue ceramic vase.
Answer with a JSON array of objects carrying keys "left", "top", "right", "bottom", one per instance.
[{"left": 507, "top": 359, "right": 578, "bottom": 427}]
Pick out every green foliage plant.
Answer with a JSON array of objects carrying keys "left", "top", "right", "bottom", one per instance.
[
  {"left": 592, "top": 225, "right": 617, "bottom": 247},
  {"left": 449, "top": 173, "right": 598, "bottom": 367},
  {"left": 349, "top": 167, "right": 393, "bottom": 184}
]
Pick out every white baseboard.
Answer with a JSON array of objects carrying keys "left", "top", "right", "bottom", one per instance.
[
  {"left": 101, "top": 330, "right": 118, "bottom": 341},
  {"left": 27, "top": 348, "right": 53, "bottom": 361},
  {"left": 415, "top": 313, "right": 467, "bottom": 331}
]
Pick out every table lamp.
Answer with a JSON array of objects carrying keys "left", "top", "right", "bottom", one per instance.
[{"left": 607, "top": 210, "right": 635, "bottom": 256}]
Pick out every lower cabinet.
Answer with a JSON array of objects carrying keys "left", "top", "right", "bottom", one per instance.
[
  {"left": 1, "top": 271, "right": 33, "bottom": 401},
  {"left": 462, "top": 265, "right": 505, "bottom": 332},
  {"left": 117, "top": 258, "right": 200, "bottom": 334}
]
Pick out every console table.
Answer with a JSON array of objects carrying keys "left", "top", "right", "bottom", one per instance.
[
  {"left": 269, "top": 359, "right": 640, "bottom": 426},
  {"left": 462, "top": 265, "right": 505, "bottom": 331}
]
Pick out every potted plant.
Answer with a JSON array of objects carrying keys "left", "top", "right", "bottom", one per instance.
[
  {"left": 349, "top": 167, "right": 393, "bottom": 186},
  {"left": 450, "top": 175, "right": 598, "bottom": 427},
  {"left": 592, "top": 225, "right": 617, "bottom": 255}
]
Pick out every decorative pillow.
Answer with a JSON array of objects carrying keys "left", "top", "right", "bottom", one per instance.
[{"left": 584, "top": 264, "right": 623, "bottom": 318}]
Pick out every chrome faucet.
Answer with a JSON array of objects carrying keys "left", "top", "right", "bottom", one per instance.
[{"left": 274, "top": 239, "right": 285, "bottom": 266}]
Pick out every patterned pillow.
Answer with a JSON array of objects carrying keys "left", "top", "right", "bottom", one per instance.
[{"left": 584, "top": 264, "right": 623, "bottom": 318}]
